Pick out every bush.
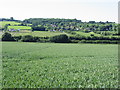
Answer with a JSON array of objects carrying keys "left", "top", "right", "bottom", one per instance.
[
  {"left": 13, "top": 36, "right": 22, "bottom": 41},
  {"left": 50, "top": 34, "right": 70, "bottom": 43},
  {"left": 90, "top": 34, "right": 94, "bottom": 36},
  {"left": 21, "top": 35, "right": 40, "bottom": 42},
  {"left": 2, "top": 32, "right": 14, "bottom": 41},
  {"left": 32, "top": 26, "right": 46, "bottom": 31},
  {"left": 71, "top": 40, "right": 80, "bottom": 43},
  {"left": 39, "top": 39, "right": 50, "bottom": 43},
  {"left": 33, "top": 36, "right": 40, "bottom": 42}
]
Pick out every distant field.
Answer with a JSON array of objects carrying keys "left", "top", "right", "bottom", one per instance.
[
  {"left": 75, "top": 31, "right": 101, "bottom": 37},
  {"left": 8, "top": 26, "right": 32, "bottom": 30},
  {"left": 10, "top": 31, "right": 69, "bottom": 37},
  {"left": 0, "top": 21, "right": 21, "bottom": 28},
  {"left": 2, "top": 42, "right": 118, "bottom": 88}
]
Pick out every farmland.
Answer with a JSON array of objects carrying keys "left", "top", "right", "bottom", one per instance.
[
  {"left": 2, "top": 42, "right": 118, "bottom": 88},
  {"left": 10, "top": 31, "right": 68, "bottom": 37},
  {"left": 0, "top": 21, "right": 21, "bottom": 28},
  {"left": 1, "top": 18, "right": 119, "bottom": 88},
  {"left": 75, "top": 31, "right": 101, "bottom": 37},
  {"left": 1, "top": 18, "right": 119, "bottom": 44},
  {"left": 8, "top": 26, "right": 31, "bottom": 30}
]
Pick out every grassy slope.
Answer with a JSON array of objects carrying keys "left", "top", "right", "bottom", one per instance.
[
  {"left": 0, "top": 21, "right": 21, "bottom": 28},
  {"left": 8, "top": 26, "right": 31, "bottom": 30},
  {"left": 2, "top": 42, "right": 118, "bottom": 88},
  {"left": 10, "top": 31, "right": 69, "bottom": 37},
  {"left": 0, "top": 21, "right": 32, "bottom": 30},
  {"left": 75, "top": 31, "right": 101, "bottom": 37}
]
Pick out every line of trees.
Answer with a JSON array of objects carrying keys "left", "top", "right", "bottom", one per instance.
[
  {"left": 31, "top": 26, "right": 46, "bottom": 31},
  {"left": 1, "top": 32, "right": 120, "bottom": 44},
  {"left": 0, "top": 17, "right": 21, "bottom": 22}
]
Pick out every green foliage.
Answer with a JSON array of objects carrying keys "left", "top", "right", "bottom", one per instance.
[
  {"left": 33, "top": 36, "right": 40, "bottom": 42},
  {"left": 32, "top": 26, "right": 46, "bottom": 31},
  {"left": 4, "top": 24, "right": 9, "bottom": 31},
  {"left": 23, "top": 18, "right": 117, "bottom": 35},
  {"left": 1, "top": 18, "right": 119, "bottom": 43},
  {"left": 2, "top": 32, "right": 14, "bottom": 41},
  {"left": 118, "top": 24, "right": 120, "bottom": 35},
  {"left": 13, "top": 36, "right": 22, "bottom": 41},
  {"left": 2, "top": 42, "right": 118, "bottom": 88},
  {"left": 10, "top": 17, "right": 14, "bottom": 21},
  {"left": 0, "top": 17, "right": 18, "bottom": 21},
  {"left": 90, "top": 34, "right": 94, "bottom": 36},
  {"left": 2, "top": 31, "right": 119, "bottom": 43},
  {"left": 21, "top": 35, "right": 33, "bottom": 42},
  {"left": 21, "top": 35, "right": 40, "bottom": 42},
  {"left": 50, "top": 34, "right": 69, "bottom": 43}
]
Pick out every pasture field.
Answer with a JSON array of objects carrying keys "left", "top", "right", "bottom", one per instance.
[
  {"left": 75, "top": 31, "right": 101, "bottom": 37},
  {"left": 8, "top": 26, "right": 32, "bottom": 30},
  {"left": 2, "top": 42, "right": 118, "bottom": 88},
  {"left": 10, "top": 31, "right": 68, "bottom": 37},
  {"left": 0, "top": 21, "right": 21, "bottom": 28}
]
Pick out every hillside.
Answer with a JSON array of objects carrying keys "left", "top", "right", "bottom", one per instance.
[
  {"left": 0, "top": 18, "right": 119, "bottom": 43},
  {"left": 10, "top": 31, "right": 68, "bottom": 37},
  {"left": 0, "top": 21, "right": 21, "bottom": 29}
]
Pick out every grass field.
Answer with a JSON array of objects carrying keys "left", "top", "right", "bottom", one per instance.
[
  {"left": 2, "top": 42, "right": 118, "bottom": 88},
  {"left": 0, "top": 21, "right": 21, "bottom": 28},
  {"left": 10, "top": 31, "right": 68, "bottom": 37},
  {"left": 75, "top": 31, "right": 101, "bottom": 37},
  {"left": 8, "top": 26, "right": 32, "bottom": 30}
]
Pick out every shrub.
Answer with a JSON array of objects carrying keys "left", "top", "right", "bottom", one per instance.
[
  {"left": 39, "top": 39, "right": 50, "bottom": 43},
  {"left": 32, "top": 26, "right": 46, "bottom": 31},
  {"left": 2, "top": 32, "right": 14, "bottom": 41},
  {"left": 71, "top": 40, "right": 80, "bottom": 43},
  {"left": 90, "top": 34, "right": 94, "bottom": 36},
  {"left": 50, "top": 34, "right": 70, "bottom": 43},
  {"left": 21, "top": 35, "right": 34, "bottom": 42},
  {"left": 23, "top": 35, "right": 40, "bottom": 42},
  {"left": 33, "top": 36, "right": 40, "bottom": 42},
  {"left": 13, "top": 36, "right": 22, "bottom": 41}
]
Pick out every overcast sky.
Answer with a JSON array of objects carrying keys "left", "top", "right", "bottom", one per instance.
[{"left": 0, "top": 0, "right": 119, "bottom": 22}]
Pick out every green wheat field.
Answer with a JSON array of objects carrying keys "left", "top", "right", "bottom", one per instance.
[{"left": 2, "top": 42, "right": 118, "bottom": 88}]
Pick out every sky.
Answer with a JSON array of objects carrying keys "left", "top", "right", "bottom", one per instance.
[{"left": 0, "top": 0, "right": 119, "bottom": 22}]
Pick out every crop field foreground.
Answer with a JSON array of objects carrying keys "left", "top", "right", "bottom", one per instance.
[{"left": 2, "top": 42, "right": 119, "bottom": 88}]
